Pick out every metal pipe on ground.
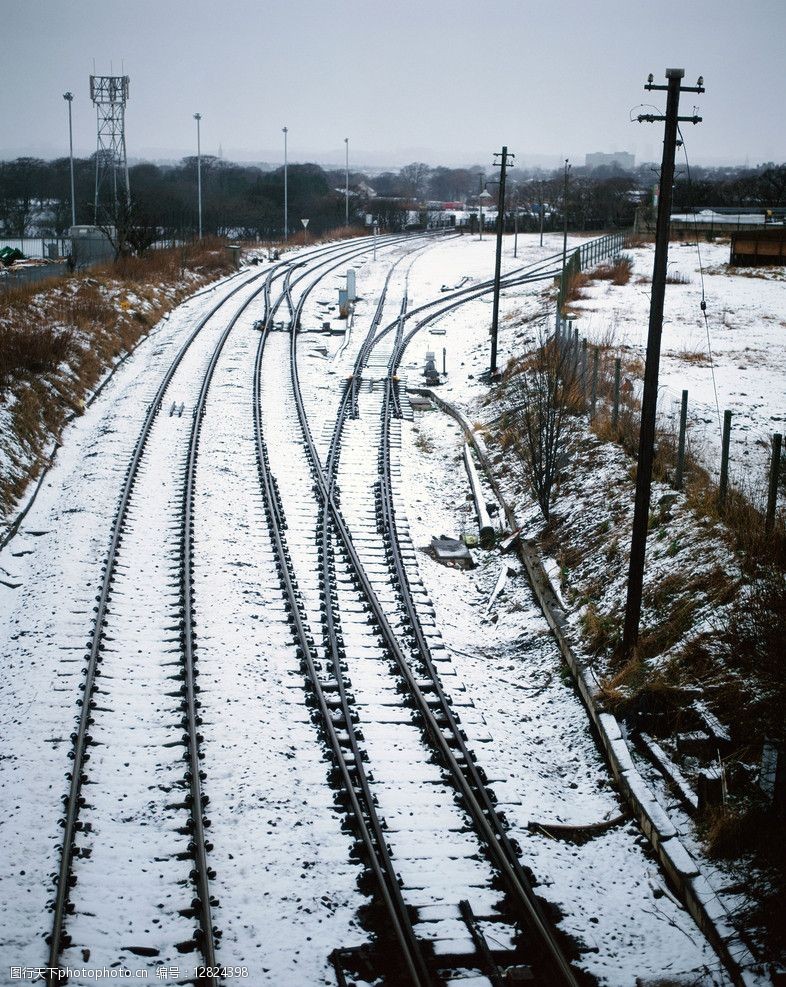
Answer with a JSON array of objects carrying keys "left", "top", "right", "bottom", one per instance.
[{"left": 463, "top": 442, "right": 496, "bottom": 548}]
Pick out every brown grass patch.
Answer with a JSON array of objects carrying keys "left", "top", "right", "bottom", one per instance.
[
  {"left": 563, "top": 270, "right": 591, "bottom": 306},
  {"left": 0, "top": 325, "right": 75, "bottom": 382},
  {"left": 675, "top": 349, "right": 712, "bottom": 366},
  {"left": 593, "top": 254, "right": 633, "bottom": 286},
  {"left": 581, "top": 603, "right": 620, "bottom": 656},
  {"left": 0, "top": 239, "right": 237, "bottom": 518}
]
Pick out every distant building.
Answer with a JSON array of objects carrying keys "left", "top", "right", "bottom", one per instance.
[{"left": 585, "top": 151, "right": 635, "bottom": 172}]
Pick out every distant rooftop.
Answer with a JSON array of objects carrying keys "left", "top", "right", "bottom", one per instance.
[{"left": 585, "top": 151, "right": 635, "bottom": 171}]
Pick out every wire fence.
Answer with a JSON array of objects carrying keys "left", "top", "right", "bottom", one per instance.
[
  {"left": 556, "top": 231, "right": 626, "bottom": 313},
  {"left": 553, "top": 311, "right": 784, "bottom": 533},
  {"left": 0, "top": 236, "right": 72, "bottom": 260}
]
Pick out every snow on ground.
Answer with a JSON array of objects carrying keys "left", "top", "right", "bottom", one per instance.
[
  {"left": 0, "top": 233, "right": 760, "bottom": 984},
  {"left": 568, "top": 239, "right": 786, "bottom": 499},
  {"left": 397, "top": 406, "right": 728, "bottom": 985},
  {"left": 0, "top": 268, "right": 265, "bottom": 970}
]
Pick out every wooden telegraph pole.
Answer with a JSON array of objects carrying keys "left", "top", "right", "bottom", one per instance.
[
  {"left": 490, "top": 145, "right": 513, "bottom": 377},
  {"left": 621, "top": 69, "right": 704, "bottom": 655}
]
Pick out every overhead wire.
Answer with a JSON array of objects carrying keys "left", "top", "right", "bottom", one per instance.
[{"left": 677, "top": 122, "right": 723, "bottom": 436}]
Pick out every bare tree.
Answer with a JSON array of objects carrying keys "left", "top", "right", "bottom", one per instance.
[
  {"left": 96, "top": 198, "right": 158, "bottom": 259},
  {"left": 399, "top": 161, "right": 431, "bottom": 200},
  {"left": 496, "top": 323, "right": 581, "bottom": 522}
]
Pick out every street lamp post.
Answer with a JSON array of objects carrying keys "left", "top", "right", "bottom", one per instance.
[
  {"left": 283, "top": 126, "right": 288, "bottom": 241},
  {"left": 559, "top": 159, "right": 571, "bottom": 313},
  {"left": 344, "top": 137, "right": 349, "bottom": 226},
  {"left": 478, "top": 188, "right": 492, "bottom": 241},
  {"left": 539, "top": 196, "right": 545, "bottom": 247},
  {"left": 194, "top": 113, "right": 202, "bottom": 239},
  {"left": 63, "top": 92, "right": 76, "bottom": 228}
]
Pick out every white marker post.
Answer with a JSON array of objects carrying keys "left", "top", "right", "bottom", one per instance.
[{"left": 301, "top": 217, "right": 309, "bottom": 245}]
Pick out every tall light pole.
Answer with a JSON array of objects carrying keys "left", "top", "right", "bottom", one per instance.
[
  {"left": 63, "top": 92, "right": 76, "bottom": 228},
  {"left": 559, "top": 158, "right": 571, "bottom": 313},
  {"left": 344, "top": 136, "right": 349, "bottom": 226},
  {"left": 283, "top": 126, "right": 288, "bottom": 241},
  {"left": 479, "top": 187, "right": 492, "bottom": 241},
  {"left": 194, "top": 113, "right": 202, "bottom": 239}
]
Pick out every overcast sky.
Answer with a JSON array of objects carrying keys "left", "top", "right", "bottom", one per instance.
[{"left": 2, "top": 0, "right": 785, "bottom": 170}]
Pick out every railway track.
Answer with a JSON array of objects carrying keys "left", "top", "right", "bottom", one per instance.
[
  {"left": 46, "top": 265, "right": 271, "bottom": 983},
  {"left": 44, "top": 233, "right": 421, "bottom": 983},
  {"left": 38, "top": 229, "right": 664, "bottom": 984},
  {"left": 252, "top": 241, "right": 585, "bottom": 984}
]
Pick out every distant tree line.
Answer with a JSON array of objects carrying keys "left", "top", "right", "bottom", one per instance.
[
  {"left": 671, "top": 162, "right": 786, "bottom": 210},
  {"left": 1, "top": 153, "right": 783, "bottom": 248}
]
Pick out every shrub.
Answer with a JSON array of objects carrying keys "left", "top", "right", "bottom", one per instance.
[
  {"left": 593, "top": 253, "right": 634, "bottom": 286},
  {"left": 0, "top": 325, "right": 75, "bottom": 383}
]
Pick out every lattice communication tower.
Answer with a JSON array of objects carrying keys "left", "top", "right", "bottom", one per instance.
[{"left": 90, "top": 74, "right": 130, "bottom": 221}]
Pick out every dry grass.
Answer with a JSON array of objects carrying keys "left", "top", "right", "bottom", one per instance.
[
  {"left": 563, "top": 270, "right": 591, "bottom": 306},
  {"left": 580, "top": 603, "right": 620, "bottom": 655},
  {"left": 1, "top": 239, "right": 236, "bottom": 517},
  {"left": 0, "top": 325, "right": 75, "bottom": 383},
  {"left": 593, "top": 254, "right": 634, "bottom": 286},
  {"left": 578, "top": 327, "right": 786, "bottom": 573},
  {"left": 598, "top": 656, "right": 703, "bottom": 732},
  {"left": 675, "top": 349, "right": 713, "bottom": 366},
  {"left": 686, "top": 472, "right": 786, "bottom": 572},
  {"left": 701, "top": 801, "right": 786, "bottom": 955}
]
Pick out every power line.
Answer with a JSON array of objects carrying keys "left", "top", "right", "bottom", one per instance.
[{"left": 677, "top": 122, "right": 722, "bottom": 436}]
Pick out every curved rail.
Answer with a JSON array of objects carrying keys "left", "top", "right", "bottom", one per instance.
[
  {"left": 46, "top": 230, "right": 435, "bottom": 980},
  {"left": 294, "top": 245, "right": 582, "bottom": 984},
  {"left": 253, "top": 233, "right": 439, "bottom": 985}
]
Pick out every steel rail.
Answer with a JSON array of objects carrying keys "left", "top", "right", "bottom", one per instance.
[
  {"left": 380, "top": 348, "right": 580, "bottom": 986},
  {"left": 253, "top": 236, "right": 439, "bottom": 986},
  {"left": 46, "top": 231, "right": 429, "bottom": 981},
  {"left": 178, "top": 266, "right": 289, "bottom": 981},
  {"left": 44, "top": 265, "right": 275, "bottom": 981},
  {"left": 292, "top": 250, "right": 582, "bottom": 985},
  {"left": 376, "top": 260, "right": 583, "bottom": 984}
]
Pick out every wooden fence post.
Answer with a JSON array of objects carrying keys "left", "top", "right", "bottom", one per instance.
[
  {"left": 766, "top": 432, "right": 782, "bottom": 532},
  {"left": 590, "top": 346, "right": 599, "bottom": 418},
  {"left": 612, "top": 358, "right": 621, "bottom": 429},
  {"left": 718, "top": 410, "right": 732, "bottom": 509},
  {"left": 675, "top": 389, "right": 688, "bottom": 490}
]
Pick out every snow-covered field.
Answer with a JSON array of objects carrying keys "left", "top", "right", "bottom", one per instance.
[
  {"left": 569, "top": 239, "right": 786, "bottom": 499},
  {"left": 2, "top": 231, "right": 775, "bottom": 984}
]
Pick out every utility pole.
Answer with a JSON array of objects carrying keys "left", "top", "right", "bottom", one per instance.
[
  {"left": 621, "top": 68, "right": 704, "bottom": 655},
  {"left": 194, "top": 113, "right": 202, "bottom": 239},
  {"left": 283, "top": 126, "right": 288, "bottom": 241},
  {"left": 477, "top": 174, "right": 489, "bottom": 241},
  {"left": 63, "top": 92, "right": 76, "bottom": 228},
  {"left": 539, "top": 184, "right": 545, "bottom": 247},
  {"left": 489, "top": 145, "right": 513, "bottom": 377},
  {"left": 559, "top": 159, "right": 571, "bottom": 313},
  {"left": 344, "top": 136, "right": 349, "bottom": 226}
]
